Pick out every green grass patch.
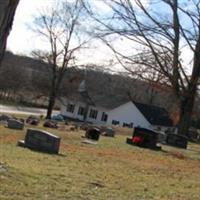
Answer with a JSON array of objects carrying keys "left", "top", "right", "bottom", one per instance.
[{"left": 0, "top": 124, "right": 200, "bottom": 200}]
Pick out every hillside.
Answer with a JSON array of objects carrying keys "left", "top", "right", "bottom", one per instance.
[{"left": 0, "top": 52, "right": 174, "bottom": 109}]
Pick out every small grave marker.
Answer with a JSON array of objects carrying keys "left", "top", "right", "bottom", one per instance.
[
  {"left": 102, "top": 127, "right": 115, "bottom": 137},
  {"left": 157, "top": 131, "right": 167, "bottom": 144},
  {"left": 26, "top": 115, "right": 40, "bottom": 125},
  {"left": 85, "top": 127, "right": 101, "bottom": 141},
  {"left": 43, "top": 120, "right": 58, "bottom": 129},
  {"left": 7, "top": 119, "right": 24, "bottom": 130},
  {"left": 0, "top": 114, "right": 12, "bottom": 122}
]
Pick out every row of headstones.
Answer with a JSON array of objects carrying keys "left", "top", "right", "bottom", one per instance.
[
  {"left": 16, "top": 127, "right": 188, "bottom": 156},
  {"left": 81, "top": 126, "right": 115, "bottom": 144},
  {"left": 17, "top": 126, "right": 114, "bottom": 154},
  {"left": 126, "top": 127, "right": 188, "bottom": 150},
  {"left": 17, "top": 129, "right": 188, "bottom": 156},
  {"left": 0, "top": 116, "right": 59, "bottom": 130},
  {"left": 5, "top": 120, "right": 116, "bottom": 135},
  {"left": 0, "top": 114, "right": 24, "bottom": 129},
  {"left": 85, "top": 126, "right": 188, "bottom": 149},
  {"left": 0, "top": 114, "right": 34, "bottom": 130},
  {"left": 1, "top": 113, "right": 115, "bottom": 135}
]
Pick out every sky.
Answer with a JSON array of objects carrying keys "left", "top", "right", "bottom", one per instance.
[
  {"left": 7, "top": 0, "right": 53, "bottom": 53},
  {"left": 7, "top": 0, "right": 192, "bottom": 70},
  {"left": 7, "top": 0, "right": 148, "bottom": 66},
  {"left": 7, "top": 0, "right": 115, "bottom": 66}
]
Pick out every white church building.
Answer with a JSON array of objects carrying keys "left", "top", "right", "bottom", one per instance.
[{"left": 60, "top": 95, "right": 173, "bottom": 132}]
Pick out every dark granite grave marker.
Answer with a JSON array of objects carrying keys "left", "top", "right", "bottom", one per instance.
[
  {"left": 85, "top": 127, "right": 101, "bottom": 141},
  {"left": 43, "top": 120, "right": 58, "bottom": 129},
  {"left": 126, "top": 127, "right": 161, "bottom": 150},
  {"left": 0, "top": 114, "right": 12, "bottom": 122},
  {"left": 26, "top": 115, "right": 40, "bottom": 125},
  {"left": 104, "top": 127, "right": 115, "bottom": 137},
  {"left": 7, "top": 119, "right": 24, "bottom": 130},
  {"left": 187, "top": 128, "right": 199, "bottom": 142},
  {"left": 166, "top": 133, "right": 188, "bottom": 149},
  {"left": 18, "top": 129, "right": 61, "bottom": 154},
  {"left": 157, "top": 131, "right": 167, "bottom": 144}
]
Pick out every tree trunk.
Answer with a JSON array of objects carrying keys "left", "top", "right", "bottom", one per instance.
[
  {"left": 177, "top": 79, "right": 197, "bottom": 135},
  {"left": 0, "top": 0, "right": 19, "bottom": 65},
  {"left": 46, "top": 68, "right": 66, "bottom": 119},
  {"left": 178, "top": 22, "right": 200, "bottom": 136},
  {"left": 178, "top": 97, "right": 194, "bottom": 136},
  {"left": 46, "top": 91, "right": 56, "bottom": 119}
]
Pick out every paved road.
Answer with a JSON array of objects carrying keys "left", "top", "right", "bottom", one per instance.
[{"left": 0, "top": 105, "right": 59, "bottom": 116}]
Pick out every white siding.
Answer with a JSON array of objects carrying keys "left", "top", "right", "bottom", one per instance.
[
  {"left": 60, "top": 101, "right": 109, "bottom": 124},
  {"left": 60, "top": 101, "right": 85, "bottom": 120},
  {"left": 86, "top": 106, "right": 108, "bottom": 124},
  {"left": 60, "top": 100, "right": 172, "bottom": 129},
  {"left": 106, "top": 101, "right": 150, "bottom": 128}
]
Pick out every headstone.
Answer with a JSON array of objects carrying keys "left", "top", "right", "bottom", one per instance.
[
  {"left": 166, "top": 133, "right": 188, "bottom": 149},
  {"left": 187, "top": 128, "right": 199, "bottom": 142},
  {"left": 26, "top": 115, "right": 40, "bottom": 125},
  {"left": 126, "top": 127, "right": 161, "bottom": 150},
  {"left": 157, "top": 131, "right": 167, "bottom": 144},
  {"left": 43, "top": 120, "right": 58, "bottom": 129},
  {"left": 70, "top": 125, "right": 78, "bottom": 131},
  {"left": 7, "top": 119, "right": 24, "bottom": 130},
  {"left": 19, "top": 118, "right": 25, "bottom": 124},
  {"left": 0, "top": 114, "right": 12, "bottom": 122},
  {"left": 80, "top": 123, "right": 90, "bottom": 131},
  {"left": 103, "top": 127, "right": 115, "bottom": 137},
  {"left": 18, "top": 128, "right": 61, "bottom": 154},
  {"left": 17, "top": 140, "right": 26, "bottom": 147},
  {"left": 85, "top": 127, "right": 101, "bottom": 141}
]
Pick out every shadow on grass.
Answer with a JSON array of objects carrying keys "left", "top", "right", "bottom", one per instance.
[{"left": 17, "top": 145, "right": 67, "bottom": 157}]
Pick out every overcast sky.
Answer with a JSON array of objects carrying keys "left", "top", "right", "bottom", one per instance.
[
  {"left": 7, "top": 0, "right": 192, "bottom": 69},
  {"left": 7, "top": 0, "right": 53, "bottom": 53},
  {"left": 7, "top": 0, "right": 116, "bottom": 66}
]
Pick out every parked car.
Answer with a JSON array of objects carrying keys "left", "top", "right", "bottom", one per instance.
[{"left": 51, "top": 114, "right": 64, "bottom": 121}]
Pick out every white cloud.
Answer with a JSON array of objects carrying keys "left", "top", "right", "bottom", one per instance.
[
  {"left": 92, "top": 1, "right": 112, "bottom": 13},
  {"left": 7, "top": 0, "right": 54, "bottom": 54},
  {"left": 7, "top": 0, "right": 115, "bottom": 61},
  {"left": 90, "top": 0, "right": 149, "bottom": 15}
]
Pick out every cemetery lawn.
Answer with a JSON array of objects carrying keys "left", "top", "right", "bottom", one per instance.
[{"left": 0, "top": 123, "right": 200, "bottom": 200}]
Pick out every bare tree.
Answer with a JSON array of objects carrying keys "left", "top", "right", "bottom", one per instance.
[
  {"left": 32, "top": 0, "right": 90, "bottom": 118},
  {"left": 85, "top": 0, "right": 200, "bottom": 136},
  {"left": 0, "top": 0, "right": 19, "bottom": 65}
]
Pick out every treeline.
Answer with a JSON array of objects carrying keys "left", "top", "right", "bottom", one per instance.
[
  {"left": 0, "top": 52, "right": 187, "bottom": 108},
  {"left": 0, "top": 52, "right": 170, "bottom": 106},
  {"left": 0, "top": 51, "right": 200, "bottom": 127},
  {"left": 0, "top": 52, "right": 50, "bottom": 106}
]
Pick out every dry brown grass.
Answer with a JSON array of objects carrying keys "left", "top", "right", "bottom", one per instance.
[{"left": 0, "top": 121, "right": 200, "bottom": 200}]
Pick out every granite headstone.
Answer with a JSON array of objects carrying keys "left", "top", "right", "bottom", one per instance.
[
  {"left": 7, "top": 119, "right": 24, "bottom": 130},
  {"left": 166, "top": 133, "right": 188, "bottom": 149},
  {"left": 18, "top": 128, "right": 61, "bottom": 154}
]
